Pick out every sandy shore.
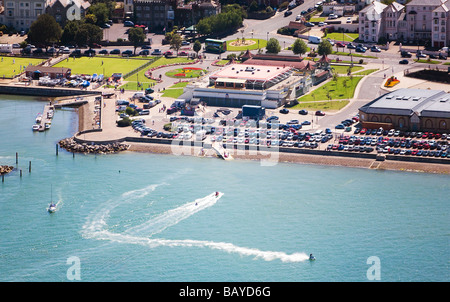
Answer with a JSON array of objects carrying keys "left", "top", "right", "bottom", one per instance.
[{"left": 128, "top": 142, "right": 450, "bottom": 174}]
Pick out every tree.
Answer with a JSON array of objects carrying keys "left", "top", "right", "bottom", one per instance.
[
  {"left": 27, "top": 14, "right": 62, "bottom": 47},
  {"left": 266, "top": 38, "right": 281, "bottom": 54},
  {"left": 317, "top": 40, "right": 333, "bottom": 56},
  {"left": 170, "top": 33, "right": 183, "bottom": 56},
  {"left": 291, "top": 38, "right": 308, "bottom": 56},
  {"left": 87, "top": 2, "right": 109, "bottom": 26},
  {"left": 128, "top": 27, "right": 146, "bottom": 55},
  {"left": 193, "top": 40, "right": 202, "bottom": 57}
]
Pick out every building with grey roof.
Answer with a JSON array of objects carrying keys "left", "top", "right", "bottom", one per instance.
[{"left": 359, "top": 88, "right": 450, "bottom": 132}]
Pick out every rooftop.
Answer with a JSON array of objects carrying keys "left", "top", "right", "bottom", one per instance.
[
  {"left": 359, "top": 88, "right": 450, "bottom": 118},
  {"left": 209, "top": 63, "right": 292, "bottom": 82}
]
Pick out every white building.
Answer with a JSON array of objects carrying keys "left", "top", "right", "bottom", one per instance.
[
  {"left": 358, "top": 1, "right": 387, "bottom": 43},
  {"left": 0, "top": 0, "right": 48, "bottom": 31}
]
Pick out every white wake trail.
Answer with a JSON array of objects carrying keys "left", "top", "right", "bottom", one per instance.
[
  {"left": 83, "top": 189, "right": 309, "bottom": 263},
  {"left": 124, "top": 192, "right": 222, "bottom": 237}
]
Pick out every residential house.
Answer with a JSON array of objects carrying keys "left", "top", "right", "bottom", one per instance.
[
  {"left": 45, "top": 0, "right": 90, "bottom": 27},
  {"left": 358, "top": 1, "right": 387, "bottom": 43}
]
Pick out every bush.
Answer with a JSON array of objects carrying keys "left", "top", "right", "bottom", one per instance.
[
  {"left": 117, "top": 117, "right": 131, "bottom": 127},
  {"left": 163, "top": 123, "right": 172, "bottom": 131}
]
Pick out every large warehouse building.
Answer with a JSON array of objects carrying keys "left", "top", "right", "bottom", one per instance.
[{"left": 359, "top": 88, "right": 450, "bottom": 132}]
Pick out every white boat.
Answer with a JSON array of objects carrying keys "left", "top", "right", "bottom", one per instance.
[
  {"left": 35, "top": 114, "right": 42, "bottom": 123},
  {"left": 48, "top": 185, "right": 56, "bottom": 213},
  {"left": 45, "top": 122, "right": 51, "bottom": 130},
  {"left": 32, "top": 124, "right": 40, "bottom": 131}
]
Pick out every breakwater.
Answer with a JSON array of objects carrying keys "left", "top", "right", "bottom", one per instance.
[{"left": 58, "top": 137, "right": 130, "bottom": 154}]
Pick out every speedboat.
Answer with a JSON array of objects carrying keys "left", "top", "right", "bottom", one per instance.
[
  {"left": 48, "top": 203, "right": 56, "bottom": 213},
  {"left": 32, "top": 124, "right": 40, "bottom": 131},
  {"left": 45, "top": 122, "right": 51, "bottom": 130},
  {"left": 309, "top": 254, "right": 315, "bottom": 261}
]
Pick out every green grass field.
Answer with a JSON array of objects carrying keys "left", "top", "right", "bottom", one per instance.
[
  {"left": 295, "top": 100, "right": 350, "bottom": 111},
  {"left": 330, "top": 64, "right": 364, "bottom": 74},
  {"left": 120, "top": 57, "right": 194, "bottom": 91},
  {"left": 0, "top": 56, "right": 46, "bottom": 78},
  {"left": 53, "top": 56, "right": 150, "bottom": 77},
  {"left": 325, "top": 32, "right": 359, "bottom": 42},
  {"left": 295, "top": 76, "right": 363, "bottom": 104},
  {"left": 226, "top": 39, "right": 267, "bottom": 51},
  {"left": 165, "top": 67, "right": 205, "bottom": 78}
]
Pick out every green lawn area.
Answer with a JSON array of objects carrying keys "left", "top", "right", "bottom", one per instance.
[
  {"left": 332, "top": 51, "right": 378, "bottom": 59},
  {"left": 215, "top": 59, "right": 230, "bottom": 66},
  {"left": 120, "top": 57, "right": 194, "bottom": 91},
  {"left": 295, "top": 76, "right": 363, "bottom": 104},
  {"left": 165, "top": 67, "right": 206, "bottom": 78},
  {"left": 0, "top": 56, "right": 46, "bottom": 78},
  {"left": 414, "top": 59, "right": 441, "bottom": 64},
  {"left": 325, "top": 32, "right": 359, "bottom": 42},
  {"left": 53, "top": 56, "right": 150, "bottom": 77},
  {"left": 353, "top": 68, "right": 378, "bottom": 75},
  {"left": 330, "top": 64, "right": 364, "bottom": 74},
  {"left": 170, "top": 81, "right": 189, "bottom": 88},
  {"left": 295, "top": 100, "right": 350, "bottom": 111},
  {"left": 161, "top": 82, "right": 189, "bottom": 98},
  {"left": 162, "top": 88, "right": 185, "bottom": 98},
  {"left": 226, "top": 39, "right": 267, "bottom": 51},
  {"left": 310, "top": 17, "right": 326, "bottom": 22}
]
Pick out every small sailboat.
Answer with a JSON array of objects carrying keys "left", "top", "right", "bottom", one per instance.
[{"left": 48, "top": 185, "right": 56, "bottom": 213}]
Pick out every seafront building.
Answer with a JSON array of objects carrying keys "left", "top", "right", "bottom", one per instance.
[
  {"left": 358, "top": 0, "right": 450, "bottom": 47},
  {"left": 359, "top": 88, "right": 450, "bottom": 132},
  {"left": 178, "top": 53, "right": 331, "bottom": 109}
]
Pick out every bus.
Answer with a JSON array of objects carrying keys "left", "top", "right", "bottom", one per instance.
[{"left": 205, "top": 39, "right": 227, "bottom": 53}]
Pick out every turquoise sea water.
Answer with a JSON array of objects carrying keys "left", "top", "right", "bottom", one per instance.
[{"left": 0, "top": 96, "right": 448, "bottom": 282}]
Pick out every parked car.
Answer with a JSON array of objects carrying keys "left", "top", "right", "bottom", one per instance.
[
  {"left": 181, "top": 41, "right": 190, "bottom": 46},
  {"left": 371, "top": 46, "right": 381, "bottom": 52},
  {"left": 151, "top": 49, "right": 162, "bottom": 55},
  {"left": 124, "top": 21, "right": 134, "bottom": 27},
  {"left": 346, "top": 17, "right": 352, "bottom": 23},
  {"left": 399, "top": 59, "right": 408, "bottom": 64},
  {"left": 401, "top": 50, "right": 412, "bottom": 58},
  {"left": 110, "top": 49, "right": 121, "bottom": 54},
  {"left": 416, "top": 51, "right": 427, "bottom": 58},
  {"left": 305, "top": 22, "right": 314, "bottom": 27},
  {"left": 178, "top": 51, "right": 188, "bottom": 56},
  {"left": 298, "top": 109, "right": 308, "bottom": 115},
  {"left": 139, "top": 49, "right": 149, "bottom": 55},
  {"left": 328, "top": 14, "right": 338, "bottom": 19},
  {"left": 99, "top": 49, "right": 108, "bottom": 54},
  {"left": 315, "top": 110, "right": 325, "bottom": 116},
  {"left": 355, "top": 46, "right": 366, "bottom": 53},
  {"left": 279, "top": 108, "right": 289, "bottom": 114},
  {"left": 122, "top": 49, "right": 133, "bottom": 56},
  {"left": 347, "top": 43, "right": 356, "bottom": 49},
  {"left": 335, "top": 42, "right": 346, "bottom": 48},
  {"left": 284, "top": 11, "right": 293, "bottom": 17}
]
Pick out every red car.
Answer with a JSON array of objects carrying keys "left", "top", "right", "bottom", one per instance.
[
  {"left": 335, "top": 42, "right": 346, "bottom": 48},
  {"left": 315, "top": 110, "right": 325, "bottom": 116},
  {"left": 178, "top": 51, "right": 188, "bottom": 56}
]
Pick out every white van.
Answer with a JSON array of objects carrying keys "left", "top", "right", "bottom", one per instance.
[
  {"left": 308, "top": 36, "right": 322, "bottom": 44},
  {"left": 132, "top": 92, "right": 145, "bottom": 99},
  {"left": 195, "top": 130, "right": 206, "bottom": 141}
]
